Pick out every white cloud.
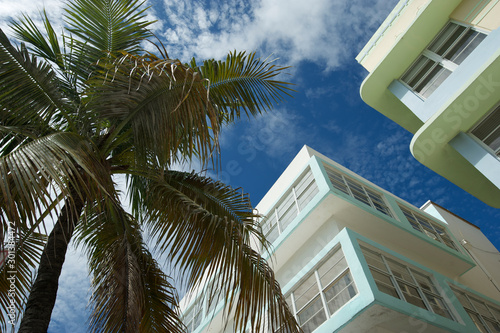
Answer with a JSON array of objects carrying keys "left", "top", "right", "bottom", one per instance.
[
  {"left": 156, "top": 0, "right": 398, "bottom": 69},
  {"left": 0, "top": 0, "right": 64, "bottom": 37}
]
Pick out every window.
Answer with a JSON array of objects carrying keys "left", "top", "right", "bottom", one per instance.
[
  {"left": 324, "top": 165, "right": 393, "bottom": 217},
  {"left": 451, "top": 285, "right": 500, "bottom": 333},
  {"left": 471, "top": 104, "right": 500, "bottom": 158},
  {"left": 284, "top": 247, "right": 357, "bottom": 333},
  {"left": 361, "top": 245, "right": 455, "bottom": 320},
  {"left": 401, "top": 21, "right": 486, "bottom": 98},
  {"left": 398, "top": 205, "right": 459, "bottom": 251},
  {"left": 184, "top": 307, "right": 202, "bottom": 333},
  {"left": 260, "top": 168, "right": 318, "bottom": 246}
]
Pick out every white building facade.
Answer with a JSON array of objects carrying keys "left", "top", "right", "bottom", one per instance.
[
  {"left": 356, "top": 0, "right": 500, "bottom": 207},
  {"left": 180, "top": 146, "right": 500, "bottom": 333}
]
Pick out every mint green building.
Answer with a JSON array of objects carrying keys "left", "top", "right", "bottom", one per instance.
[
  {"left": 356, "top": 0, "right": 500, "bottom": 208},
  {"left": 180, "top": 146, "right": 500, "bottom": 333}
]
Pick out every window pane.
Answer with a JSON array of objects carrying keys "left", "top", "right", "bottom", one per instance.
[
  {"left": 431, "top": 24, "right": 467, "bottom": 56},
  {"left": 418, "top": 65, "right": 452, "bottom": 98},
  {"left": 387, "top": 259, "right": 412, "bottom": 283},
  {"left": 371, "top": 269, "right": 400, "bottom": 299},
  {"left": 468, "top": 311, "right": 489, "bottom": 333},
  {"left": 485, "top": 319, "right": 500, "bottom": 333},
  {"left": 294, "top": 274, "right": 320, "bottom": 311},
  {"left": 363, "top": 249, "right": 388, "bottom": 272},
  {"left": 447, "top": 31, "right": 486, "bottom": 64},
  {"left": 398, "top": 281, "right": 426, "bottom": 309},
  {"left": 324, "top": 272, "right": 357, "bottom": 315},
  {"left": 401, "top": 56, "right": 434, "bottom": 88},
  {"left": 425, "top": 292, "right": 453, "bottom": 319},
  {"left": 317, "top": 250, "right": 347, "bottom": 287},
  {"left": 297, "top": 295, "right": 327, "bottom": 333}
]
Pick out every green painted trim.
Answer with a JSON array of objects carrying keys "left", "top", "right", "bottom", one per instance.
[
  {"left": 359, "top": 0, "right": 461, "bottom": 133},
  {"left": 356, "top": 0, "right": 412, "bottom": 64},
  {"left": 410, "top": 49, "right": 500, "bottom": 208}
]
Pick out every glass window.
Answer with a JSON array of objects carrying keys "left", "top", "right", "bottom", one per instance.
[
  {"left": 451, "top": 286, "right": 500, "bottom": 332},
  {"left": 324, "top": 165, "right": 393, "bottom": 218},
  {"left": 398, "top": 205, "right": 459, "bottom": 251},
  {"left": 259, "top": 168, "right": 318, "bottom": 251},
  {"left": 401, "top": 21, "right": 486, "bottom": 98},
  {"left": 286, "top": 247, "right": 357, "bottom": 333},
  {"left": 361, "top": 245, "right": 455, "bottom": 321},
  {"left": 471, "top": 104, "right": 500, "bottom": 158}
]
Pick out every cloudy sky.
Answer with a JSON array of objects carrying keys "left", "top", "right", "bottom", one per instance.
[{"left": 2, "top": 0, "right": 500, "bottom": 331}]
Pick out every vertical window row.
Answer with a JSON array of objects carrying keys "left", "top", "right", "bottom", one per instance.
[
  {"left": 398, "top": 205, "right": 459, "bottom": 251},
  {"left": 284, "top": 247, "right": 357, "bottom": 333},
  {"left": 361, "top": 245, "right": 454, "bottom": 320},
  {"left": 451, "top": 286, "right": 500, "bottom": 333},
  {"left": 324, "top": 165, "right": 393, "bottom": 217},
  {"left": 401, "top": 21, "right": 486, "bottom": 98},
  {"left": 260, "top": 168, "right": 319, "bottom": 245}
]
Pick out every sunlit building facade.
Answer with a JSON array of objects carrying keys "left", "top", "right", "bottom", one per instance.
[
  {"left": 356, "top": 0, "right": 500, "bottom": 207},
  {"left": 180, "top": 146, "right": 500, "bottom": 333}
]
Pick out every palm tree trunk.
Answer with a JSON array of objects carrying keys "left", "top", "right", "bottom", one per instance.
[{"left": 18, "top": 196, "right": 85, "bottom": 333}]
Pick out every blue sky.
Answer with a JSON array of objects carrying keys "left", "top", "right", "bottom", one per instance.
[{"left": 1, "top": 0, "right": 500, "bottom": 331}]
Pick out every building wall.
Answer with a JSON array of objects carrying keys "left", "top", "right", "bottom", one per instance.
[
  {"left": 451, "top": 0, "right": 500, "bottom": 30},
  {"left": 422, "top": 201, "right": 500, "bottom": 300},
  {"left": 181, "top": 146, "right": 500, "bottom": 333}
]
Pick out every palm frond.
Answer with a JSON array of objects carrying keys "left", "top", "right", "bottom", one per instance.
[
  {"left": 77, "top": 201, "right": 184, "bottom": 333},
  {"left": 0, "top": 132, "right": 106, "bottom": 232},
  {"left": 88, "top": 53, "right": 219, "bottom": 167},
  {"left": 0, "top": 230, "right": 46, "bottom": 331},
  {"left": 0, "top": 29, "right": 74, "bottom": 134},
  {"left": 10, "top": 12, "right": 64, "bottom": 69},
  {"left": 64, "top": 0, "right": 152, "bottom": 82},
  {"left": 190, "top": 51, "right": 295, "bottom": 123},
  {"left": 135, "top": 170, "right": 300, "bottom": 332}
]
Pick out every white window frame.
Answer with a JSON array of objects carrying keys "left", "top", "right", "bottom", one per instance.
[
  {"left": 400, "top": 21, "right": 487, "bottom": 99},
  {"left": 283, "top": 246, "right": 358, "bottom": 333},
  {"left": 259, "top": 167, "right": 319, "bottom": 249}
]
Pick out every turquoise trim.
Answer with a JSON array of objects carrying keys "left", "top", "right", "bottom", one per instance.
[{"left": 280, "top": 228, "right": 376, "bottom": 333}]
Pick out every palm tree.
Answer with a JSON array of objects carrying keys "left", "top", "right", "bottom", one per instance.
[{"left": 0, "top": 0, "right": 300, "bottom": 332}]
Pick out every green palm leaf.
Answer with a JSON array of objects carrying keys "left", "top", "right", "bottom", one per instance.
[
  {"left": 134, "top": 171, "right": 300, "bottom": 332},
  {"left": 88, "top": 53, "right": 219, "bottom": 167},
  {"left": 64, "top": 0, "right": 152, "bottom": 82},
  {"left": 77, "top": 201, "right": 184, "bottom": 333},
  {"left": 191, "top": 51, "right": 295, "bottom": 122},
  {"left": 0, "top": 29, "right": 74, "bottom": 136}
]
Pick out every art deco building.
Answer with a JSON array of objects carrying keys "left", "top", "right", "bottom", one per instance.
[
  {"left": 356, "top": 0, "right": 500, "bottom": 207},
  {"left": 180, "top": 146, "right": 500, "bottom": 333}
]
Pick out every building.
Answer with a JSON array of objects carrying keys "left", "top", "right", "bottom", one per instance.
[
  {"left": 356, "top": 0, "right": 500, "bottom": 208},
  {"left": 180, "top": 146, "right": 500, "bottom": 333}
]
